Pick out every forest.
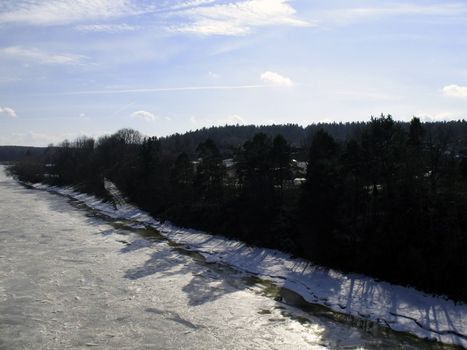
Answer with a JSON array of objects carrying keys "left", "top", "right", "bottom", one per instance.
[{"left": 8, "top": 115, "right": 467, "bottom": 301}]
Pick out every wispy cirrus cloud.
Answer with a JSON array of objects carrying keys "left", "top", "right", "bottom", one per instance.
[
  {"left": 1, "top": 46, "right": 86, "bottom": 65},
  {"left": 3, "top": 1, "right": 463, "bottom": 36},
  {"left": 169, "top": 0, "right": 217, "bottom": 11},
  {"left": 169, "top": 0, "right": 310, "bottom": 36},
  {"left": 75, "top": 23, "right": 140, "bottom": 33},
  {"left": 0, "top": 0, "right": 308, "bottom": 37},
  {"left": 0, "top": 0, "right": 150, "bottom": 26}
]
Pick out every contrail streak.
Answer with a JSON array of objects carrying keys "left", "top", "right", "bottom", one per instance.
[{"left": 63, "top": 84, "right": 271, "bottom": 95}]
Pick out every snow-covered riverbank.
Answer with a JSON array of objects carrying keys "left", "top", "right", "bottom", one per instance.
[{"left": 30, "top": 181, "right": 467, "bottom": 348}]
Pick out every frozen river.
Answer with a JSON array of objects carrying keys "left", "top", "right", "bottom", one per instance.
[{"left": 0, "top": 166, "right": 457, "bottom": 349}]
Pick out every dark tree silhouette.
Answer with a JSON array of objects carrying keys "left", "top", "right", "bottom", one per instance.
[{"left": 7, "top": 118, "right": 467, "bottom": 301}]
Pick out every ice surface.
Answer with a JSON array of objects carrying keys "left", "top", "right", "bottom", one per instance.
[{"left": 26, "top": 180, "right": 467, "bottom": 348}]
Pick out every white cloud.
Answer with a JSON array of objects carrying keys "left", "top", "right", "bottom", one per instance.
[
  {"left": 75, "top": 23, "right": 140, "bottom": 33},
  {"left": 0, "top": 107, "right": 17, "bottom": 118},
  {"left": 190, "top": 114, "right": 246, "bottom": 126},
  {"left": 442, "top": 84, "right": 467, "bottom": 98},
  {"left": 208, "top": 71, "right": 219, "bottom": 79},
  {"left": 170, "top": 0, "right": 309, "bottom": 36},
  {"left": 415, "top": 111, "right": 461, "bottom": 122},
  {"left": 0, "top": 0, "right": 150, "bottom": 26},
  {"left": 260, "top": 71, "right": 293, "bottom": 87},
  {"left": 219, "top": 114, "right": 246, "bottom": 125},
  {"left": 316, "top": 118, "right": 334, "bottom": 124},
  {"left": 1, "top": 46, "right": 86, "bottom": 65},
  {"left": 131, "top": 110, "right": 157, "bottom": 121}
]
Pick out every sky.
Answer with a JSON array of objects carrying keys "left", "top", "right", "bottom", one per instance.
[{"left": 0, "top": 0, "right": 467, "bottom": 146}]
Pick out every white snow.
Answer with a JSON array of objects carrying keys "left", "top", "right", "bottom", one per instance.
[{"left": 30, "top": 182, "right": 467, "bottom": 348}]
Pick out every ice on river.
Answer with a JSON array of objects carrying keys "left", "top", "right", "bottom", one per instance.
[
  {"left": 0, "top": 167, "right": 465, "bottom": 349},
  {"left": 33, "top": 179, "right": 467, "bottom": 348}
]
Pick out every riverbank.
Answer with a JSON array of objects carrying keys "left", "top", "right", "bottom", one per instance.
[{"left": 27, "top": 180, "right": 467, "bottom": 348}]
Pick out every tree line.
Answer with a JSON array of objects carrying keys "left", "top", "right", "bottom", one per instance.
[{"left": 8, "top": 116, "right": 467, "bottom": 301}]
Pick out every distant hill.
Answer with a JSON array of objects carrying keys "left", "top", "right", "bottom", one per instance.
[
  {"left": 158, "top": 122, "right": 367, "bottom": 157},
  {"left": 0, "top": 146, "right": 46, "bottom": 162},
  {"left": 158, "top": 120, "right": 467, "bottom": 156}
]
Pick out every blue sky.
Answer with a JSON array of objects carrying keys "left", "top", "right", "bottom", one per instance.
[{"left": 1, "top": 0, "right": 467, "bottom": 146}]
